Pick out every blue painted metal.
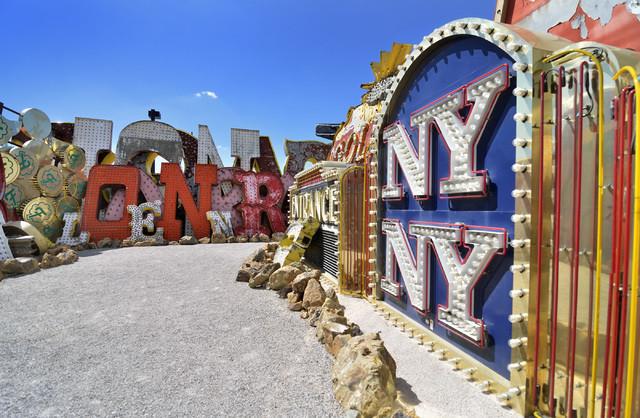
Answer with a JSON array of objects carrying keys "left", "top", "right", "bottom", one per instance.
[{"left": 380, "top": 36, "right": 516, "bottom": 378}]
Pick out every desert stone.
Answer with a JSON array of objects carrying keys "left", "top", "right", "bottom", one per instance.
[
  {"left": 268, "top": 265, "right": 302, "bottom": 291},
  {"left": 332, "top": 333, "right": 397, "bottom": 417},
  {"left": 292, "top": 269, "right": 321, "bottom": 294},
  {"left": 302, "top": 278, "right": 326, "bottom": 309},
  {"left": 179, "top": 235, "right": 198, "bottom": 245}
]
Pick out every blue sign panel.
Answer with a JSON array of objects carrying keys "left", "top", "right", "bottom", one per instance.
[{"left": 379, "top": 36, "right": 516, "bottom": 377}]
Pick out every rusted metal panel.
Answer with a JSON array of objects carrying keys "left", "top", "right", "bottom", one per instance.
[{"left": 501, "top": 0, "right": 640, "bottom": 52}]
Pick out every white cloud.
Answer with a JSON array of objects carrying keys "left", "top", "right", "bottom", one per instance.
[{"left": 195, "top": 90, "right": 218, "bottom": 99}]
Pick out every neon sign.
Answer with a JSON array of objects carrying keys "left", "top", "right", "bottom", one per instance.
[{"left": 379, "top": 37, "right": 517, "bottom": 376}]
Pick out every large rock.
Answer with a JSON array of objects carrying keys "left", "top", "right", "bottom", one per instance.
[
  {"left": 319, "top": 321, "right": 353, "bottom": 354},
  {"left": 236, "top": 269, "right": 252, "bottom": 282},
  {"left": 2, "top": 257, "right": 40, "bottom": 275},
  {"left": 292, "top": 269, "right": 321, "bottom": 294},
  {"left": 72, "top": 242, "right": 90, "bottom": 251},
  {"left": 289, "top": 261, "right": 310, "bottom": 272},
  {"left": 302, "top": 278, "right": 326, "bottom": 309},
  {"left": 249, "top": 248, "right": 266, "bottom": 263},
  {"left": 198, "top": 237, "right": 211, "bottom": 244},
  {"left": 111, "top": 239, "right": 122, "bottom": 248},
  {"left": 313, "top": 296, "right": 346, "bottom": 328},
  {"left": 249, "top": 262, "right": 280, "bottom": 289},
  {"left": 287, "top": 291, "right": 302, "bottom": 311},
  {"left": 237, "top": 260, "right": 263, "bottom": 282},
  {"left": 57, "top": 249, "right": 79, "bottom": 265},
  {"left": 46, "top": 245, "right": 70, "bottom": 256},
  {"left": 40, "top": 253, "right": 63, "bottom": 269},
  {"left": 332, "top": 333, "right": 397, "bottom": 417},
  {"left": 329, "top": 334, "right": 353, "bottom": 358},
  {"left": 268, "top": 265, "right": 302, "bottom": 290},
  {"left": 179, "top": 235, "right": 198, "bottom": 245},
  {"left": 97, "top": 237, "right": 112, "bottom": 248}
]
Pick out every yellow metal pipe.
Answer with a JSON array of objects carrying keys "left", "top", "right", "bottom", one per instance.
[
  {"left": 612, "top": 65, "right": 640, "bottom": 418},
  {"left": 542, "top": 48, "right": 605, "bottom": 418}
]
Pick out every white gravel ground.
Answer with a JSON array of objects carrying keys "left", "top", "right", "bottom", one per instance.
[
  {"left": 338, "top": 295, "right": 521, "bottom": 418},
  {"left": 0, "top": 244, "right": 343, "bottom": 418}
]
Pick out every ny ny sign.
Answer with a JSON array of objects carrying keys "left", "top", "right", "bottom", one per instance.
[
  {"left": 382, "top": 64, "right": 509, "bottom": 199},
  {"left": 382, "top": 220, "right": 506, "bottom": 345},
  {"left": 380, "top": 65, "right": 511, "bottom": 345}
]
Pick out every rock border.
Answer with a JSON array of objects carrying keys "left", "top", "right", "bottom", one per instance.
[{"left": 240, "top": 243, "right": 417, "bottom": 418}]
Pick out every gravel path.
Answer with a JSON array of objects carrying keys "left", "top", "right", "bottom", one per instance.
[
  {"left": 0, "top": 243, "right": 343, "bottom": 418},
  {"left": 339, "top": 295, "right": 520, "bottom": 418}
]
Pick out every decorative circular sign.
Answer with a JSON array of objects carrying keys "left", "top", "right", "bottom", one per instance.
[
  {"left": 56, "top": 195, "right": 80, "bottom": 217},
  {"left": 3, "top": 182, "right": 24, "bottom": 209},
  {"left": 63, "top": 145, "right": 86, "bottom": 172},
  {"left": 23, "top": 139, "right": 54, "bottom": 164},
  {"left": 1, "top": 152, "right": 21, "bottom": 184},
  {"left": 10, "top": 147, "right": 38, "bottom": 179},
  {"left": 0, "top": 115, "right": 19, "bottom": 145},
  {"left": 20, "top": 108, "right": 51, "bottom": 141},
  {"left": 14, "top": 178, "right": 42, "bottom": 201},
  {"left": 48, "top": 137, "right": 69, "bottom": 157},
  {"left": 67, "top": 173, "right": 88, "bottom": 200},
  {"left": 22, "top": 197, "right": 58, "bottom": 227},
  {"left": 36, "top": 165, "right": 64, "bottom": 197},
  {"left": 40, "top": 218, "right": 63, "bottom": 241}
]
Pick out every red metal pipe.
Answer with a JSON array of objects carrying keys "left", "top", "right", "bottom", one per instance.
[
  {"left": 614, "top": 88, "right": 636, "bottom": 414},
  {"left": 549, "top": 68, "right": 564, "bottom": 415},
  {"left": 532, "top": 71, "right": 547, "bottom": 407},
  {"left": 567, "top": 64, "right": 586, "bottom": 418},
  {"left": 609, "top": 87, "right": 631, "bottom": 417},
  {"left": 602, "top": 86, "right": 627, "bottom": 418}
]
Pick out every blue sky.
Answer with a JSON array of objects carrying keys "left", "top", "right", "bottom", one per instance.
[{"left": 3, "top": 0, "right": 495, "bottom": 168}]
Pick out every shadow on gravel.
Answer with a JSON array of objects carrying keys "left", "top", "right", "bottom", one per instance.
[{"left": 396, "top": 377, "right": 421, "bottom": 407}]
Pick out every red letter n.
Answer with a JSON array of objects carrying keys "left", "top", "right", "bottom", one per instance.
[{"left": 158, "top": 163, "right": 217, "bottom": 241}]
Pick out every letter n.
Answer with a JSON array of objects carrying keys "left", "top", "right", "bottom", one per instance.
[
  {"left": 381, "top": 219, "right": 429, "bottom": 313},
  {"left": 158, "top": 163, "right": 217, "bottom": 240}
]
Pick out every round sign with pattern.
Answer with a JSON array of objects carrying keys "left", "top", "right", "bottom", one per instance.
[
  {"left": 0, "top": 115, "right": 19, "bottom": 145},
  {"left": 48, "top": 137, "right": 69, "bottom": 157},
  {"left": 56, "top": 195, "right": 80, "bottom": 217},
  {"left": 10, "top": 147, "right": 38, "bottom": 179},
  {"left": 1, "top": 152, "right": 21, "bottom": 184},
  {"left": 3, "top": 182, "right": 24, "bottom": 209},
  {"left": 36, "top": 165, "right": 64, "bottom": 197},
  {"left": 40, "top": 218, "right": 63, "bottom": 241},
  {"left": 63, "top": 145, "right": 86, "bottom": 172},
  {"left": 20, "top": 108, "right": 51, "bottom": 141},
  {"left": 67, "top": 174, "right": 88, "bottom": 200},
  {"left": 23, "top": 138, "right": 54, "bottom": 164},
  {"left": 15, "top": 178, "right": 42, "bottom": 201},
  {"left": 22, "top": 197, "right": 58, "bottom": 227}
]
